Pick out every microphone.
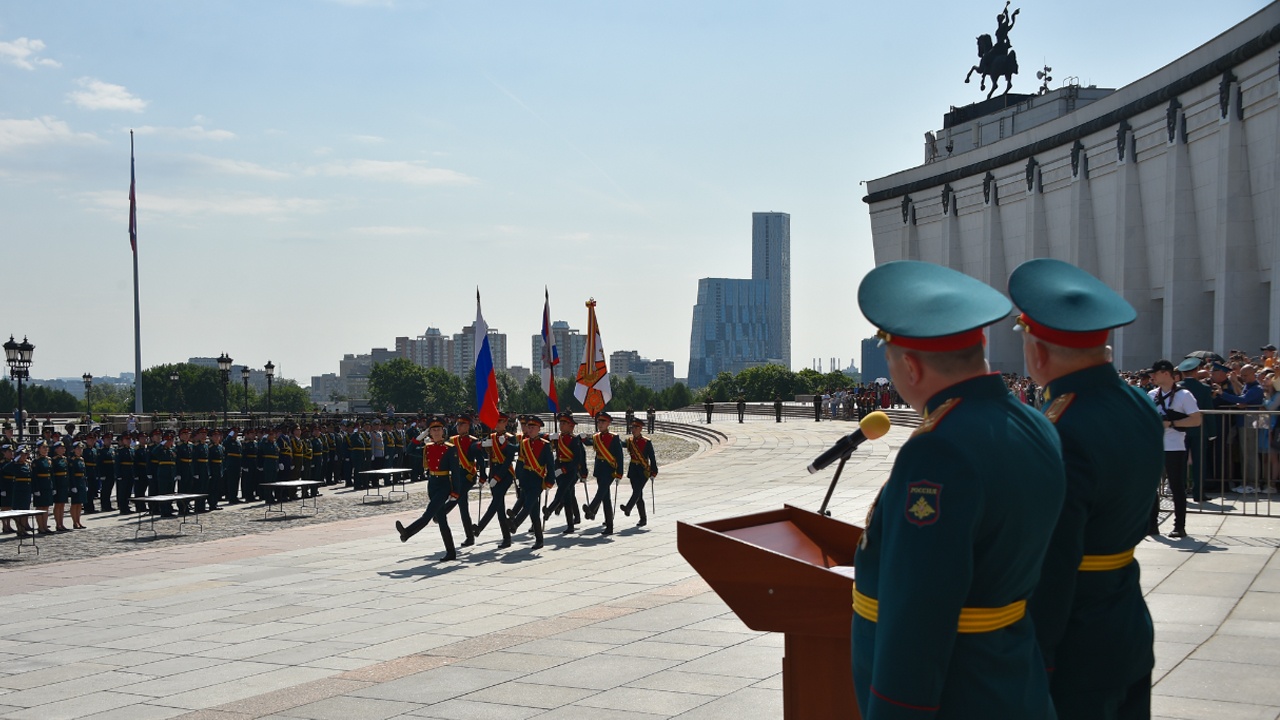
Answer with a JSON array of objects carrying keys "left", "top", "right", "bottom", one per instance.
[{"left": 806, "top": 411, "right": 891, "bottom": 474}]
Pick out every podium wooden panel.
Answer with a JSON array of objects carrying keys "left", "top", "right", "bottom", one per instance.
[{"left": 677, "top": 504, "right": 862, "bottom": 720}]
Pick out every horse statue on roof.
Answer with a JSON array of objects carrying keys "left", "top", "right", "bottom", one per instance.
[{"left": 964, "top": 3, "right": 1020, "bottom": 99}]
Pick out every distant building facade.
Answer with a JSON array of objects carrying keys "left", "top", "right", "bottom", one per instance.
[
  {"left": 530, "top": 320, "right": 587, "bottom": 379},
  {"left": 860, "top": 338, "right": 890, "bottom": 384},
  {"left": 610, "top": 350, "right": 676, "bottom": 391},
  {"left": 687, "top": 213, "right": 791, "bottom": 388},
  {"left": 864, "top": 6, "right": 1280, "bottom": 370}
]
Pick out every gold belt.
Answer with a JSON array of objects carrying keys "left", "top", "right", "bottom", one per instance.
[
  {"left": 1078, "top": 548, "right": 1135, "bottom": 572},
  {"left": 430, "top": 470, "right": 450, "bottom": 476},
  {"left": 853, "top": 587, "right": 1026, "bottom": 634}
]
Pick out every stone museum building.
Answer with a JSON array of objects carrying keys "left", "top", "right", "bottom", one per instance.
[{"left": 864, "top": 4, "right": 1280, "bottom": 372}]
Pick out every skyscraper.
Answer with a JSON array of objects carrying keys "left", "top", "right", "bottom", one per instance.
[
  {"left": 752, "top": 212, "right": 791, "bottom": 370},
  {"left": 687, "top": 212, "right": 791, "bottom": 388}
]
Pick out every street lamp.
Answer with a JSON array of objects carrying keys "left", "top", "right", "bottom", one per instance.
[
  {"left": 4, "top": 336, "right": 34, "bottom": 440},
  {"left": 83, "top": 373, "right": 93, "bottom": 422},
  {"left": 169, "top": 370, "right": 181, "bottom": 413},
  {"left": 264, "top": 360, "right": 275, "bottom": 423},
  {"left": 241, "top": 367, "right": 251, "bottom": 416},
  {"left": 217, "top": 353, "right": 232, "bottom": 426}
]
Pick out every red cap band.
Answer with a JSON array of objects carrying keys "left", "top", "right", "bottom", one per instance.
[
  {"left": 1017, "top": 313, "right": 1109, "bottom": 348},
  {"left": 878, "top": 327, "right": 987, "bottom": 352}
]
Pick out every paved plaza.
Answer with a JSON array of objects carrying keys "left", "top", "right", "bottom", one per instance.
[{"left": 1, "top": 416, "right": 1278, "bottom": 720}]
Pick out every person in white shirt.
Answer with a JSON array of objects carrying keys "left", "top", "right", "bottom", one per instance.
[{"left": 1147, "top": 359, "right": 1201, "bottom": 538}]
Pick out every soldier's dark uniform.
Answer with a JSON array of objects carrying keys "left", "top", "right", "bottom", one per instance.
[
  {"left": 583, "top": 411, "right": 624, "bottom": 535},
  {"left": 397, "top": 417, "right": 459, "bottom": 560},
  {"left": 223, "top": 431, "right": 242, "bottom": 504},
  {"left": 175, "top": 429, "right": 195, "bottom": 514},
  {"left": 69, "top": 444, "right": 88, "bottom": 527},
  {"left": 851, "top": 260, "right": 1065, "bottom": 720},
  {"left": 82, "top": 439, "right": 98, "bottom": 513},
  {"left": 1010, "top": 258, "right": 1164, "bottom": 720},
  {"left": 474, "top": 412, "right": 517, "bottom": 547},
  {"left": 51, "top": 445, "right": 69, "bottom": 530},
  {"left": 152, "top": 436, "right": 177, "bottom": 516},
  {"left": 544, "top": 411, "right": 587, "bottom": 533},
  {"left": 112, "top": 438, "right": 133, "bottom": 514},
  {"left": 515, "top": 416, "right": 553, "bottom": 550},
  {"left": 242, "top": 429, "right": 260, "bottom": 501},
  {"left": 349, "top": 425, "right": 368, "bottom": 489},
  {"left": 192, "top": 430, "right": 211, "bottom": 512},
  {"left": 208, "top": 431, "right": 225, "bottom": 509},
  {"left": 620, "top": 419, "right": 658, "bottom": 527},
  {"left": 444, "top": 414, "right": 484, "bottom": 547},
  {"left": 259, "top": 431, "right": 280, "bottom": 500},
  {"left": 97, "top": 435, "right": 116, "bottom": 512}
]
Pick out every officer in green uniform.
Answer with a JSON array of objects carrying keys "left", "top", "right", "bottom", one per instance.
[
  {"left": 1175, "top": 357, "right": 1214, "bottom": 501},
  {"left": 192, "top": 428, "right": 211, "bottom": 512},
  {"left": 544, "top": 411, "right": 587, "bottom": 534},
  {"left": 1009, "top": 258, "right": 1164, "bottom": 720},
  {"left": 175, "top": 427, "right": 195, "bottom": 514},
  {"left": 242, "top": 427, "right": 259, "bottom": 501},
  {"left": 97, "top": 431, "right": 117, "bottom": 513},
  {"left": 259, "top": 427, "right": 281, "bottom": 501},
  {"left": 223, "top": 429, "right": 243, "bottom": 504},
  {"left": 82, "top": 437, "right": 98, "bottom": 514},
  {"left": 852, "top": 260, "right": 1065, "bottom": 719},
  {"left": 69, "top": 441, "right": 88, "bottom": 529},
  {"left": 31, "top": 441, "right": 54, "bottom": 534},
  {"left": 51, "top": 442, "right": 70, "bottom": 531},
  {"left": 152, "top": 432, "right": 177, "bottom": 517},
  {"left": 349, "top": 421, "right": 368, "bottom": 489},
  {"left": 208, "top": 428, "right": 225, "bottom": 509}
]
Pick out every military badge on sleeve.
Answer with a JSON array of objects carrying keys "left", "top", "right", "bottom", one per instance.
[{"left": 905, "top": 481, "right": 941, "bottom": 526}]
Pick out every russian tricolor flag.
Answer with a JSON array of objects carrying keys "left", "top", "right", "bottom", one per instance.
[
  {"left": 541, "top": 287, "right": 560, "bottom": 412},
  {"left": 474, "top": 289, "right": 500, "bottom": 429}
]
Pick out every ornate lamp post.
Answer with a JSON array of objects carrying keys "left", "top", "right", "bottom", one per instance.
[
  {"left": 83, "top": 373, "right": 94, "bottom": 422},
  {"left": 241, "top": 367, "right": 251, "bottom": 416},
  {"left": 264, "top": 360, "right": 275, "bottom": 424},
  {"left": 169, "top": 370, "right": 181, "bottom": 413},
  {"left": 217, "top": 353, "right": 232, "bottom": 426},
  {"left": 4, "top": 336, "right": 34, "bottom": 440}
]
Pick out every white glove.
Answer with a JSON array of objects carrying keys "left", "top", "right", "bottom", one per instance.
[
  {"left": 278, "top": 463, "right": 284, "bottom": 471},
  {"left": 548, "top": 432, "right": 560, "bottom": 440},
  {"left": 481, "top": 438, "right": 493, "bottom": 447},
  {"left": 485, "top": 479, "right": 496, "bottom": 489},
  {"left": 555, "top": 467, "right": 564, "bottom": 477}
]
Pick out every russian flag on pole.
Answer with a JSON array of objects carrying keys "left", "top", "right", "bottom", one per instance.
[
  {"left": 474, "top": 289, "right": 500, "bottom": 429},
  {"left": 540, "top": 287, "right": 560, "bottom": 412}
]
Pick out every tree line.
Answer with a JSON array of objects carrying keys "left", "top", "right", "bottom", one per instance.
[
  {"left": 695, "top": 364, "right": 861, "bottom": 402},
  {"left": 366, "top": 358, "right": 695, "bottom": 415}
]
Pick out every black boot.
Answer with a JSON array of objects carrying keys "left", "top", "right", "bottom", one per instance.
[{"left": 396, "top": 520, "right": 408, "bottom": 543}]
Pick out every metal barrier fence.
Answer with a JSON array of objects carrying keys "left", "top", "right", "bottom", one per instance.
[{"left": 1166, "top": 408, "right": 1280, "bottom": 518}]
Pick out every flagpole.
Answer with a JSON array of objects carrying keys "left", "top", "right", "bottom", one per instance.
[{"left": 130, "top": 130, "right": 144, "bottom": 413}]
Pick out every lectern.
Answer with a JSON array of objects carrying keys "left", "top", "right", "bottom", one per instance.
[{"left": 677, "top": 504, "right": 862, "bottom": 720}]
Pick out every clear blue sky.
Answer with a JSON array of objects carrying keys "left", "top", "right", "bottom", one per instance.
[{"left": 1, "top": 0, "right": 1264, "bottom": 384}]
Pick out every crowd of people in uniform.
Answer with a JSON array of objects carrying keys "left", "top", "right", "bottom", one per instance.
[{"left": 0, "top": 409, "right": 660, "bottom": 554}]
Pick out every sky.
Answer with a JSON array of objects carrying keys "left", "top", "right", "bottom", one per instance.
[{"left": 1, "top": 0, "right": 1266, "bottom": 385}]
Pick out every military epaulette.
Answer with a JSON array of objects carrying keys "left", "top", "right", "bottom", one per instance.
[
  {"left": 1043, "top": 393, "right": 1076, "bottom": 425},
  {"left": 910, "top": 397, "right": 961, "bottom": 437}
]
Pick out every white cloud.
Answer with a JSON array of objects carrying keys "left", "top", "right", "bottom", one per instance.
[
  {"left": 68, "top": 77, "right": 147, "bottom": 112},
  {"left": 310, "top": 159, "right": 476, "bottom": 186},
  {"left": 351, "top": 225, "right": 435, "bottom": 236},
  {"left": 0, "top": 116, "right": 99, "bottom": 151},
  {"left": 0, "top": 37, "right": 60, "bottom": 70},
  {"left": 133, "top": 125, "right": 237, "bottom": 141},
  {"left": 352, "top": 134, "right": 385, "bottom": 143},
  {"left": 83, "top": 189, "right": 324, "bottom": 218},
  {"left": 189, "top": 154, "right": 289, "bottom": 179}
]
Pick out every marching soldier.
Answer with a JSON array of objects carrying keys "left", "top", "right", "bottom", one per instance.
[
  {"left": 515, "top": 415, "right": 553, "bottom": 550},
  {"left": 851, "top": 260, "right": 1065, "bottom": 719},
  {"left": 1010, "top": 258, "right": 1164, "bottom": 719},
  {"left": 474, "top": 410, "right": 517, "bottom": 548},
  {"left": 444, "top": 412, "right": 484, "bottom": 547},
  {"left": 396, "top": 417, "right": 458, "bottom": 561},
  {"left": 620, "top": 418, "right": 657, "bottom": 527},
  {"left": 544, "top": 411, "right": 587, "bottom": 534},
  {"left": 583, "top": 411, "right": 623, "bottom": 535}
]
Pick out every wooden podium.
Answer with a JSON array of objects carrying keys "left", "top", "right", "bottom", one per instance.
[{"left": 677, "top": 505, "right": 862, "bottom": 720}]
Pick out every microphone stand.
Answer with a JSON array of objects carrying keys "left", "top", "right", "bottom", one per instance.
[{"left": 817, "top": 451, "right": 853, "bottom": 517}]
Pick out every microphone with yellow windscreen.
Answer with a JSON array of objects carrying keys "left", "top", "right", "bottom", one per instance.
[{"left": 806, "top": 411, "right": 891, "bottom": 474}]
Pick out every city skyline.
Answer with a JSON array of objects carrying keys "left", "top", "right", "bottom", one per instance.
[{"left": 1, "top": 1, "right": 1254, "bottom": 384}]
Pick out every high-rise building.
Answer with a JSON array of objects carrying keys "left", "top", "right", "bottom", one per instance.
[
  {"left": 531, "top": 320, "right": 587, "bottom": 379},
  {"left": 860, "top": 338, "right": 889, "bottom": 385},
  {"left": 452, "top": 324, "right": 507, "bottom": 379},
  {"left": 609, "top": 350, "right": 676, "bottom": 391},
  {"left": 753, "top": 212, "right": 791, "bottom": 370},
  {"left": 394, "top": 328, "right": 453, "bottom": 371},
  {"left": 687, "top": 212, "right": 791, "bottom": 388}
]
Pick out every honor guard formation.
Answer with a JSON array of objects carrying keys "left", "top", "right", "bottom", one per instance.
[
  {"left": 852, "top": 259, "right": 1164, "bottom": 720},
  {"left": 396, "top": 409, "right": 656, "bottom": 560}
]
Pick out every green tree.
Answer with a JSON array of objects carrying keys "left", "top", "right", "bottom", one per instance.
[
  {"left": 140, "top": 363, "right": 222, "bottom": 412},
  {"left": 0, "top": 381, "right": 80, "bottom": 414},
  {"left": 794, "top": 368, "right": 824, "bottom": 395},
  {"left": 369, "top": 358, "right": 431, "bottom": 411},
  {"left": 657, "top": 382, "right": 693, "bottom": 410},
  {"left": 267, "top": 380, "right": 311, "bottom": 414},
  {"left": 86, "top": 383, "right": 133, "bottom": 416},
  {"left": 698, "top": 371, "right": 739, "bottom": 402},
  {"left": 421, "top": 367, "right": 466, "bottom": 414},
  {"left": 735, "top": 364, "right": 804, "bottom": 401}
]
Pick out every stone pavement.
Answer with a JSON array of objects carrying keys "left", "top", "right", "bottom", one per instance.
[{"left": 0, "top": 418, "right": 1277, "bottom": 720}]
